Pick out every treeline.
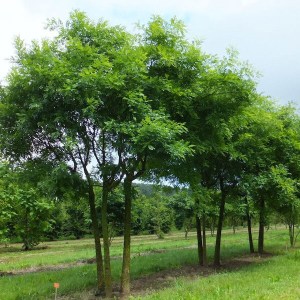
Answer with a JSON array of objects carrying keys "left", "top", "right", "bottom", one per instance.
[
  {"left": 0, "top": 11, "right": 299, "bottom": 298},
  {"left": 0, "top": 172, "right": 289, "bottom": 247},
  {"left": 0, "top": 173, "right": 180, "bottom": 246}
]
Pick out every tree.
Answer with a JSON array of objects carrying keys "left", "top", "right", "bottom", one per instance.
[
  {"left": 0, "top": 12, "right": 192, "bottom": 297},
  {"left": 236, "top": 99, "right": 300, "bottom": 254},
  {"left": 0, "top": 11, "right": 136, "bottom": 295},
  {"left": 0, "top": 163, "right": 54, "bottom": 250},
  {"left": 169, "top": 189, "right": 194, "bottom": 239},
  {"left": 63, "top": 197, "right": 90, "bottom": 239},
  {"left": 137, "top": 15, "right": 258, "bottom": 267}
]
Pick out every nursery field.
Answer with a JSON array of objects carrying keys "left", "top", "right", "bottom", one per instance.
[{"left": 0, "top": 227, "right": 298, "bottom": 299}]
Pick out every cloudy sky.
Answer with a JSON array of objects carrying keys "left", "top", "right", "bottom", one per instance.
[{"left": 1, "top": 0, "right": 299, "bottom": 105}]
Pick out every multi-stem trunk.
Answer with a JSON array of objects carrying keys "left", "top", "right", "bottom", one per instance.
[
  {"left": 87, "top": 185, "right": 105, "bottom": 294},
  {"left": 214, "top": 180, "right": 226, "bottom": 267},
  {"left": 195, "top": 214, "right": 203, "bottom": 266},
  {"left": 102, "top": 185, "right": 112, "bottom": 297},
  {"left": 258, "top": 197, "right": 265, "bottom": 255},
  {"left": 121, "top": 177, "right": 133, "bottom": 296},
  {"left": 245, "top": 198, "right": 254, "bottom": 253}
]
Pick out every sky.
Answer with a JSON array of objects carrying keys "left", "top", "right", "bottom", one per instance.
[{"left": 1, "top": 0, "right": 300, "bottom": 106}]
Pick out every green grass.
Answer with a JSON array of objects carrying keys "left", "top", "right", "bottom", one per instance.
[
  {"left": 0, "top": 227, "right": 296, "bottom": 299},
  {"left": 136, "top": 249, "right": 300, "bottom": 300},
  {"left": 1, "top": 227, "right": 287, "bottom": 272},
  {"left": 0, "top": 232, "right": 199, "bottom": 271}
]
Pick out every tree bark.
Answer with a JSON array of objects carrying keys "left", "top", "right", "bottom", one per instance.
[
  {"left": 214, "top": 180, "right": 226, "bottom": 267},
  {"left": 258, "top": 197, "right": 265, "bottom": 255},
  {"left": 102, "top": 185, "right": 112, "bottom": 297},
  {"left": 88, "top": 185, "right": 105, "bottom": 294},
  {"left": 121, "top": 177, "right": 133, "bottom": 296},
  {"left": 289, "top": 223, "right": 295, "bottom": 247},
  {"left": 195, "top": 214, "right": 203, "bottom": 266},
  {"left": 202, "top": 214, "right": 207, "bottom": 266},
  {"left": 184, "top": 228, "right": 188, "bottom": 239},
  {"left": 245, "top": 198, "right": 254, "bottom": 253}
]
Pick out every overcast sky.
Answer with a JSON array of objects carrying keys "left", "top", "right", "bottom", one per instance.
[{"left": 1, "top": 0, "right": 299, "bottom": 106}]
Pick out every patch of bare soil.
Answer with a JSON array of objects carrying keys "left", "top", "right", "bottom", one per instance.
[{"left": 0, "top": 261, "right": 89, "bottom": 277}]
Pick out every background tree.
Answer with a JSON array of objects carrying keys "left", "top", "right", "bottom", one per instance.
[
  {"left": 169, "top": 189, "right": 194, "bottom": 239},
  {"left": 235, "top": 99, "right": 300, "bottom": 254},
  {"left": 0, "top": 163, "right": 54, "bottom": 250}
]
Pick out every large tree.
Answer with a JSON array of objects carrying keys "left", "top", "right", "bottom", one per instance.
[
  {"left": 149, "top": 46, "right": 257, "bottom": 266},
  {"left": 234, "top": 98, "right": 300, "bottom": 254},
  {"left": 0, "top": 12, "right": 191, "bottom": 297}
]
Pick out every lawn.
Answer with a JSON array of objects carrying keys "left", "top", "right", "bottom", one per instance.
[
  {"left": 0, "top": 232, "right": 199, "bottom": 272},
  {"left": 0, "top": 227, "right": 297, "bottom": 299},
  {"left": 137, "top": 249, "right": 300, "bottom": 300}
]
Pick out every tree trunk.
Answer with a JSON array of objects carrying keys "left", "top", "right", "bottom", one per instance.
[
  {"left": 88, "top": 185, "right": 105, "bottom": 295},
  {"left": 202, "top": 214, "right": 207, "bottom": 266},
  {"left": 210, "top": 219, "right": 216, "bottom": 236},
  {"left": 102, "top": 185, "right": 112, "bottom": 297},
  {"left": 195, "top": 214, "right": 203, "bottom": 266},
  {"left": 214, "top": 182, "right": 226, "bottom": 267},
  {"left": 289, "top": 223, "right": 295, "bottom": 247},
  {"left": 184, "top": 228, "right": 188, "bottom": 239},
  {"left": 258, "top": 197, "right": 265, "bottom": 255},
  {"left": 121, "top": 178, "right": 133, "bottom": 296},
  {"left": 245, "top": 198, "right": 254, "bottom": 253}
]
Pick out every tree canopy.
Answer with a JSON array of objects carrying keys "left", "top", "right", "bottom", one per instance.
[{"left": 0, "top": 11, "right": 299, "bottom": 298}]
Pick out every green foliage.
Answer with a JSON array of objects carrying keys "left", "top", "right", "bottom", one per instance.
[
  {"left": 62, "top": 197, "right": 90, "bottom": 239},
  {"left": 168, "top": 189, "right": 194, "bottom": 236},
  {"left": 225, "top": 196, "right": 247, "bottom": 233},
  {"left": 0, "top": 11, "right": 300, "bottom": 296},
  {"left": 0, "top": 181, "right": 54, "bottom": 250},
  {"left": 132, "top": 188, "right": 174, "bottom": 237},
  {"left": 14, "top": 189, "right": 53, "bottom": 250}
]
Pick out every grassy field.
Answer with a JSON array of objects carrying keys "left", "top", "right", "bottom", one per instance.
[
  {"left": 0, "top": 232, "right": 199, "bottom": 272},
  {"left": 0, "top": 227, "right": 298, "bottom": 299},
  {"left": 137, "top": 249, "right": 300, "bottom": 300}
]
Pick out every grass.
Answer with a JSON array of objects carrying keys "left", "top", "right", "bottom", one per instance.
[
  {"left": 0, "top": 232, "right": 199, "bottom": 272},
  {"left": 136, "top": 249, "right": 300, "bottom": 300},
  {"left": 0, "top": 248, "right": 202, "bottom": 299},
  {"left": 0, "top": 227, "right": 296, "bottom": 299}
]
